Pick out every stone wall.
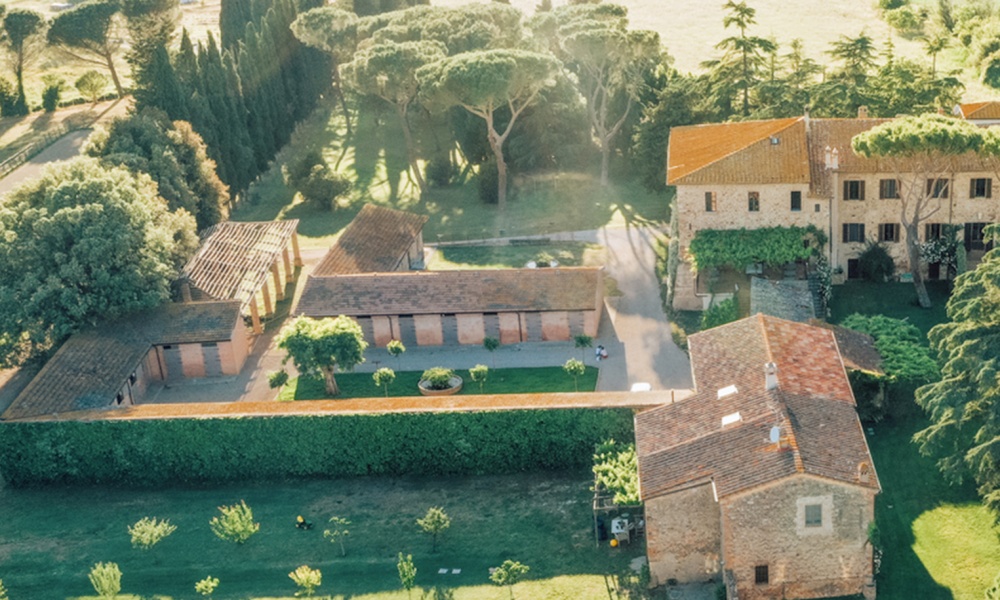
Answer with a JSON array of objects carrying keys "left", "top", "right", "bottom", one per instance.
[
  {"left": 720, "top": 475, "right": 875, "bottom": 600},
  {"left": 645, "top": 483, "right": 722, "bottom": 586}
]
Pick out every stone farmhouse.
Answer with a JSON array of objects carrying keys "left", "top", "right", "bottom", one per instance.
[
  {"left": 668, "top": 108, "right": 1000, "bottom": 310},
  {"left": 298, "top": 204, "right": 603, "bottom": 346},
  {"left": 636, "top": 314, "right": 880, "bottom": 600}
]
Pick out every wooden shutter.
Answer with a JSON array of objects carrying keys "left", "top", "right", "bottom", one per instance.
[
  {"left": 842, "top": 223, "right": 849, "bottom": 243},
  {"left": 970, "top": 179, "right": 977, "bottom": 198},
  {"left": 859, "top": 181, "right": 866, "bottom": 200},
  {"left": 843, "top": 180, "right": 849, "bottom": 200},
  {"left": 988, "top": 178, "right": 993, "bottom": 198}
]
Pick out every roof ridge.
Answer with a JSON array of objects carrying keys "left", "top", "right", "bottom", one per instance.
[{"left": 774, "top": 390, "right": 805, "bottom": 474}]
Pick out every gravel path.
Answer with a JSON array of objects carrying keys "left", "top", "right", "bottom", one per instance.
[{"left": 0, "top": 129, "right": 93, "bottom": 197}]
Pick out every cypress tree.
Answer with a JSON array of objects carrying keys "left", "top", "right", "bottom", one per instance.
[
  {"left": 133, "top": 44, "right": 189, "bottom": 121},
  {"left": 219, "top": 0, "right": 253, "bottom": 50}
]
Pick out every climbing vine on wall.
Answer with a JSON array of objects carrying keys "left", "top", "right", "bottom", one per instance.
[{"left": 688, "top": 226, "right": 827, "bottom": 272}]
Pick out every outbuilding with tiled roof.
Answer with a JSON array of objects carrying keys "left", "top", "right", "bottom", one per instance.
[
  {"left": 635, "top": 315, "right": 879, "bottom": 600},
  {"left": 3, "top": 301, "right": 249, "bottom": 421}
]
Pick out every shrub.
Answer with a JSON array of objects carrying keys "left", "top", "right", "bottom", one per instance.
[
  {"left": 701, "top": 297, "right": 738, "bottom": 330},
  {"left": 425, "top": 155, "right": 455, "bottom": 187},
  {"left": 299, "top": 164, "right": 351, "bottom": 210},
  {"left": 195, "top": 576, "right": 219, "bottom": 597},
  {"left": 420, "top": 367, "right": 455, "bottom": 390},
  {"left": 210, "top": 501, "right": 259, "bottom": 544},
  {"left": 268, "top": 370, "right": 289, "bottom": 389},
  {"left": 879, "top": 0, "right": 908, "bottom": 9},
  {"left": 287, "top": 151, "right": 325, "bottom": 188},
  {"left": 42, "top": 75, "right": 65, "bottom": 112},
  {"left": 859, "top": 241, "right": 895, "bottom": 282},
  {"left": 0, "top": 77, "right": 16, "bottom": 117},
  {"left": 89, "top": 562, "right": 122, "bottom": 599},
  {"left": 477, "top": 160, "right": 499, "bottom": 204},
  {"left": 128, "top": 516, "right": 177, "bottom": 550},
  {"left": 289, "top": 565, "right": 322, "bottom": 597},
  {"left": 885, "top": 5, "right": 928, "bottom": 36},
  {"left": 0, "top": 409, "right": 636, "bottom": 485}
]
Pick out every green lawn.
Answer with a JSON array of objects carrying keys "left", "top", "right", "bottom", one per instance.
[
  {"left": 278, "top": 366, "right": 599, "bottom": 401},
  {"left": 431, "top": 242, "right": 605, "bottom": 270},
  {"left": 234, "top": 99, "right": 668, "bottom": 250},
  {"left": 868, "top": 417, "right": 1000, "bottom": 599},
  {"left": 829, "top": 280, "right": 952, "bottom": 336},
  {"left": 0, "top": 471, "right": 645, "bottom": 600}
]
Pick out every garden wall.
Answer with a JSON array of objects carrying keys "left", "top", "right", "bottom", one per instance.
[{"left": 0, "top": 409, "right": 635, "bottom": 486}]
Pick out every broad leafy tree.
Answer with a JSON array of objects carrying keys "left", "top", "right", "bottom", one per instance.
[
  {"left": 75, "top": 69, "right": 110, "bottom": 103},
  {"left": 0, "top": 158, "right": 198, "bottom": 365},
  {"left": 47, "top": 0, "right": 126, "bottom": 96},
  {"left": 342, "top": 40, "right": 447, "bottom": 194},
  {"left": 277, "top": 316, "right": 368, "bottom": 396},
  {"left": 852, "top": 114, "right": 983, "bottom": 308},
  {"left": 547, "top": 4, "right": 660, "bottom": 185},
  {"left": 1, "top": 8, "right": 45, "bottom": 115},
  {"left": 418, "top": 49, "right": 561, "bottom": 210},
  {"left": 489, "top": 560, "right": 530, "bottom": 599},
  {"left": 914, "top": 225, "right": 1000, "bottom": 517},
  {"left": 85, "top": 109, "right": 230, "bottom": 230}
]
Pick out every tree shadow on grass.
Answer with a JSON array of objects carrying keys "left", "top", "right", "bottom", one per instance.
[{"left": 869, "top": 417, "right": 960, "bottom": 600}]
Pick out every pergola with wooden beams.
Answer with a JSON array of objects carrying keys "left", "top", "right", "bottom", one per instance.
[{"left": 181, "top": 220, "right": 302, "bottom": 334}]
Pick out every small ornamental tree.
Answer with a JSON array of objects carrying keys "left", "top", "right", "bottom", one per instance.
[
  {"left": 289, "top": 565, "right": 322, "bottom": 597},
  {"left": 210, "top": 501, "right": 259, "bottom": 544},
  {"left": 128, "top": 517, "right": 177, "bottom": 550},
  {"left": 469, "top": 364, "right": 489, "bottom": 392},
  {"left": 398, "top": 552, "right": 417, "bottom": 599},
  {"left": 417, "top": 507, "right": 451, "bottom": 553},
  {"left": 373, "top": 367, "right": 396, "bottom": 397},
  {"left": 483, "top": 337, "right": 500, "bottom": 367},
  {"left": 75, "top": 69, "right": 109, "bottom": 104},
  {"left": 89, "top": 562, "right": 122, "bottom": 599},
  {"left": 277, "top": 316, "right": 368, "bottom": 397},
  {"left": 563, "top": 358, "right": 586, "bottom": 392},
  {"left": 324, "top": 516, "right": 351, "bottom": 557},
  {"left": 490, "top": 560, "right": 530, "bottom": 599},
  {"left": 574, "top": 334, "right": 593, "bottom": 360},
  {"left": 195, "top": 576, "right": 219, "bottom": 598},
  {"left": 0, "top": 579, "right": 8, "bottom": 600},
  {"left": 387, "top": 339, "right": 406, "bottom": 365}
]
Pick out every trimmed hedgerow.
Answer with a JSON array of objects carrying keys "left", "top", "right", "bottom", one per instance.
[{"left": 0, "top": 409, "right": 635, "bottom": 486}]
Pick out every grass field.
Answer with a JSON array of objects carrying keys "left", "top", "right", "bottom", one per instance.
[
  {"left": 868, "top": 417, "right": 1000, "bottom": 600},
  {"left": 829, "top": 280, "right": 952, "bottom": 336},
  {"left": 0, "top": 471, "right": 644, "bottom": 599},
  {"left": 279, "top": 366, "right": 600, "bottom": 400},
  {"left": 235, "top": 100, "right": 668, "bottom": 249}
]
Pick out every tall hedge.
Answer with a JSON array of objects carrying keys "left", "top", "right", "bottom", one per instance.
[{"left": 0, "top": 409, "right": 635, "bottom": 486}]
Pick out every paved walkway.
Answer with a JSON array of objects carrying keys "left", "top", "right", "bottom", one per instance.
[{"left": 0, "top": 129, "right": 93, "bottom": 196}]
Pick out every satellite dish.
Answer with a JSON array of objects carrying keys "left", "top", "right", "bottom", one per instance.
[{"left": 769, "top": 426, "right": 781, "bottom": 444}]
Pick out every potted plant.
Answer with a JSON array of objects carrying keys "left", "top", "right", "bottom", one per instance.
[{"left": 418, "top": 367, "right": 463, "bottom": 396}]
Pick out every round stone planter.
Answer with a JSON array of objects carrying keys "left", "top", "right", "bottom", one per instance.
[{"left": 418, "top": 376, "right": 463, "bottom": 396}]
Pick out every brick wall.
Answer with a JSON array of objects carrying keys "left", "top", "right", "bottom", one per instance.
[
  {"left": 720, "top": 475, "right": 875, "bottom": 600},
  {"left": 645, "top": 483, "right": 722, "bottom": 586}
]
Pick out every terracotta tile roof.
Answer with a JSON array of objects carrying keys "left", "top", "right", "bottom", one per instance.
[
  {"left": 182, "top": 220, "right": 299, "bottom": 308},
  {"left": 636, "top": 315, "right": 879, "bottom": 500},
  {"left": 667, "top": 118, "right": 809, "bottom": 185},
  {"left": 806, "top": 118, "right": 890, "bottom": 196},
  {"left": 28, "top": 390, "right": 694, "bottom": 421},
  {"left": 809, "top": 320, "right": 884, "bottom": 375},
  {"left": 2, "top": 302, "right": 241, "bottom": 421},
  {"left": 297, "top": 267, "right": 603, "bottom": 317},
  {"left": 312, "top": 204, "right": 428, "bottom": 276},
  {"left": 955, "top": 101, "right": 1000, "bottom": 120}
]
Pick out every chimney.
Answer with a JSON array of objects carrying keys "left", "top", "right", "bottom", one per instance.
[
  {"left": 858, "top": 105, "right": 869, "bottom": 119},
  {"left": 804, "top": 106, "right": 811, "bottom": 134},
  {"left": 824, "top": 145, "right": 832, "bottom": 169},
  {"left": 765, "top": 362, "right": 778, "bottom": 390},
  {"left": 831, "top": 148, "right": 839, "bottom": 170}
]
